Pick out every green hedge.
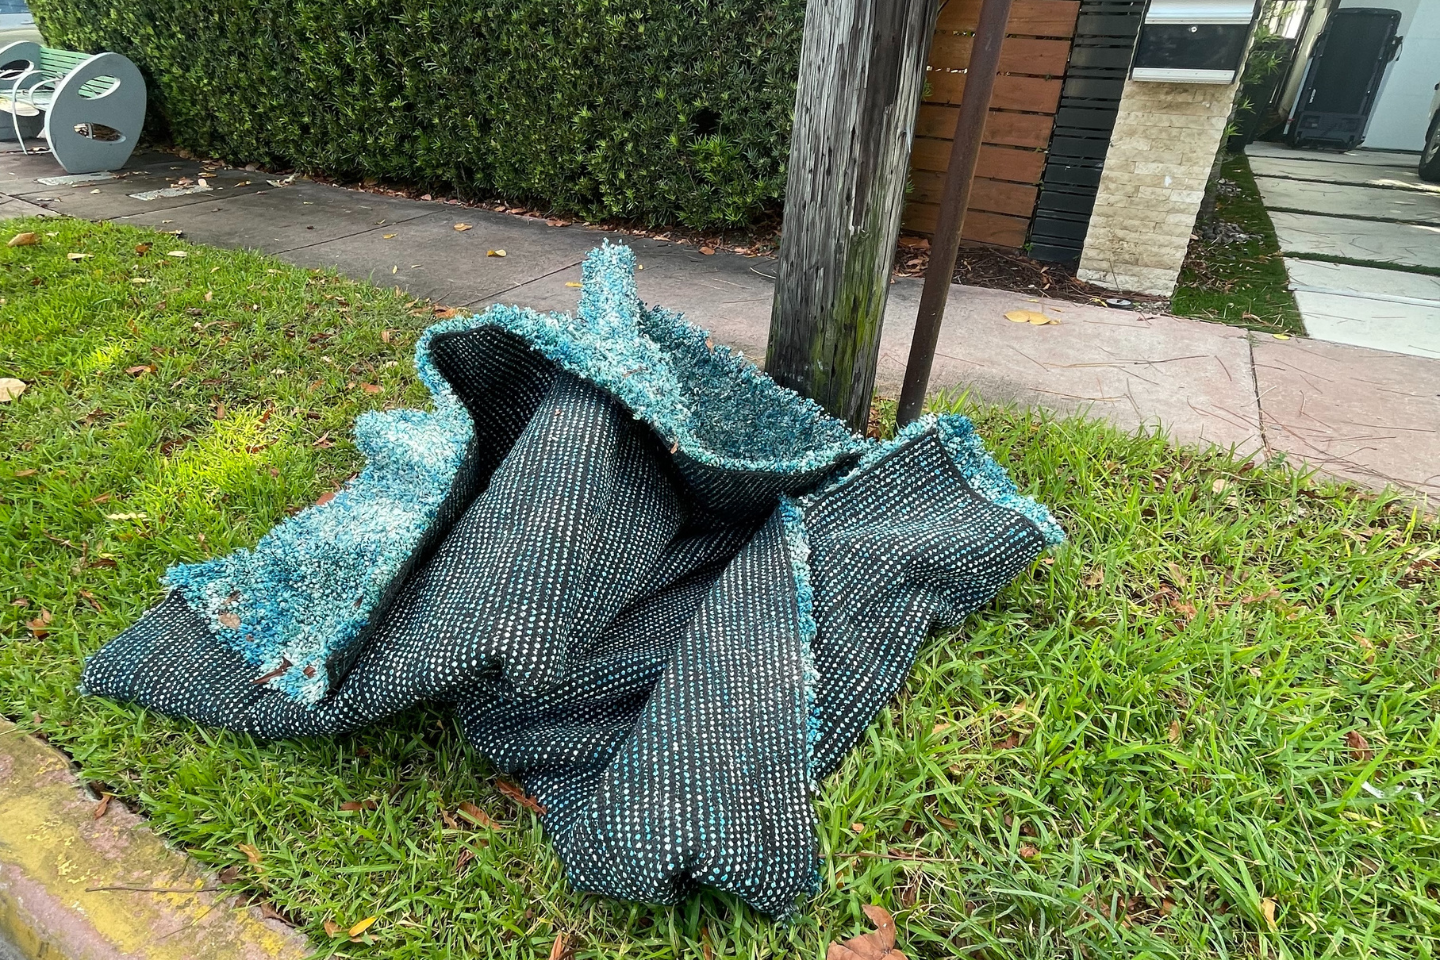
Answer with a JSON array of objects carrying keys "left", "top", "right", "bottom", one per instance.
[{"left": 30, "top": 1, "right": 804, "bottom": 228}]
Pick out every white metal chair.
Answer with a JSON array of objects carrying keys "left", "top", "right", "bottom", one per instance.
[{"left": 0, "top": 41, "right": 145, "bottom": 173}]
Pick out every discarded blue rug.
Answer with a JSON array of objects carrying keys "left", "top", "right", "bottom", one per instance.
[{"left": 82, "top": 243, "right": 1062, "bottom": 916}]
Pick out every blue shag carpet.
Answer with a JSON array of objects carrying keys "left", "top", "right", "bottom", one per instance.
[{"left": 82, "top": 244, "right": 1062, "bottom": 916}]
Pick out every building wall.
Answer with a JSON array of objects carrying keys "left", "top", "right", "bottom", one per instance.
[{"left": 1075, "top": 78, "right": 1238, "bottom": 296}]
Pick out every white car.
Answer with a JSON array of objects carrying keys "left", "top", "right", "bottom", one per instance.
[{"left": 1423, "top": 81, "right": 1440, "bottom": 183}]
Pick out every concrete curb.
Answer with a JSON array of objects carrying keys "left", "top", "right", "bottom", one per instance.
[{"left": 0, "top": 720, "right": 310, "bottom": 960}]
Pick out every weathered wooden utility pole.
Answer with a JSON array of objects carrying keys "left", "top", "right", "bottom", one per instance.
[
  {"left": 895, "top": 0, "right": 1013, "bottom": 426},
  {"left": 766, "top": 0, "right": 940, "bottom": 432}
]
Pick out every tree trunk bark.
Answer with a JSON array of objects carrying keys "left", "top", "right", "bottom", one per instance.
[{"left": 766, "top": 0, "right": 939, "bottom": 432}]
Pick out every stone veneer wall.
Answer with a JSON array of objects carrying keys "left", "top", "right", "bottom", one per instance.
[{"left": 1076, "top": 79, "right": 1240, "bottom": 296}]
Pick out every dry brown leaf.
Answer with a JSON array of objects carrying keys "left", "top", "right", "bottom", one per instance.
[
  {"left": 1081, "top": 567, "right": 1104, "bottom": 588},
  {"left": 238, "top": 842, "right": 262, "bottom": 865},
  {"left": 1260, "top": 897, "right": 1277, "bottom": 930},
  {"left": 125, "top": 364, "right": 156, "bottom": 376},
  {"left": 548, "top": 932, "right": 572, "bottom": 960},
  {"left": 433, "top": 307, "right": 459, "bottom": 319},
  {"left": 1211, "top": 477, "right": 1229, "bottom": 494},
  {"left": 0, "top": 377, "right": 27, "bottom": 402},
  {"left": 312, "top": 433, "right": 334, "bottom": 449},
  {"left": 458, "top": 800, "right": 501, "bottom": 829},
  {"left": 381, "top": 329, "right": 392, "bottom": 344},
  {"left": 495, "top": 779, "right": 546, "bottom": 814},
  {"left": 26, "top": 608, "right": 52, "bottom": 637},
  {"left": 1170, "top": 600, "right": 1198, "bottom": 621},
  {"left": 339, "top": 799, "right": 378, "bottom": 812},
  {"left": 862, "top": 905, "right": 896, "bottom": 951},
  {"left": 826, "top": 904, "right": 905, "bottom": 960},
  {"left": 850, "top": 822, "right": 865, "bottom": 834},
  {"left": 8, "top": 231, "right": 38, "bottom": 247},
  {"left": 214, "top": 402, "right": 226, "bottom": 420},
  {"left": 92, "top": 793, "right": 113, "bottom": 819},
  {"left": 1004, "top": 309, "right": 1056, "bottom": 325},
  {"left": 218, "top": 612, "right": 241, "bottom": 629},
  {"left": 1346, "top": 729, "right": 1373, "bottom": 763},
  {"left": 1241, "top": 588, "right": 1280, "bottom": 604},
  {"left": 1019, "top": 843, "right": 1039, "bottom": 859},
  {"left": 323, "top": 919, "right": 342, "bottom": 938},
  {"left": 455, "top": 847, "right": 476, "bottom": 874},
  {"left": 315, "top": 491, "right": 337, "bottom": 507},
  {"left": 453, "top": 223, "right": 473, "bottom": 232},
  {"left": 934, "top": 815, "right": 957, "bottom": 830},
  {"left": 1168, "top": 720, "right": 1182, "bottom": 743},
  {"left": 218, "top": 865, "right": 242, "bottom": 884},
  {"left": 347, "top": 915, "right": 377, "bottom": 938},
  {"left": 14, "top": 468, "right": 37, "bottom": 477},
  {"left": 257, "top": 901, "right": 287, "bottom": 923},
  {"left": 699, "top": 246, "right": 716, "bottom": 256},
  {"left": 360, "top": 383, "right": 383, "bottom": 394}
]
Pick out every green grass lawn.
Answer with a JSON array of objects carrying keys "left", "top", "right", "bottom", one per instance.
[
  {"left": 3, "top": 217, "right": 1438, "bottom": 959},
  {"left": 1172, "top": 154, "right": 1305, "bottom": 336}
]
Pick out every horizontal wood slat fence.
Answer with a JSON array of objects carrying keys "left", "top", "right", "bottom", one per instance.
[{"left": 903, "top": 0, "right": 1080, "bottom": 248}]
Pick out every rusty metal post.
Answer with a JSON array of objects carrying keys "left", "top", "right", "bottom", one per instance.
[{"left": 895, "top": 0, "right": 1014, "bottom": 426}]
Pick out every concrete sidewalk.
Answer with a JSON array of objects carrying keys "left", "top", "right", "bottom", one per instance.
[
  {"left": 1246, "top": 143, "right": 1440, "bottom": 361},
  {"left": 2, "top": 146, "right": 1436, "bottom": 501}
]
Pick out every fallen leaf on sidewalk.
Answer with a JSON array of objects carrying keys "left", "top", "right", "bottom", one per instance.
[
  {"left": 0, "top": 377, "right": 27, "bottom": 401},
  {"left": 93, "top": 793, "right": 113, "bottom": 819},
  {"left": 1004, "top": 310, "right": 1056, "bottom": 325},
  {"left": 433, "top": 307, "right": 459, "bottom": 319},
  {"left": 383, "top": 234, "right": 397, "bottom": 240},
  {"left": 1272, "top": 334, "right": 1291, "bottom": 341},
  {"left": 454, "top": 223, "right": 473, "bottom": 232},
  {"left": 827, "top": 904, "right": 904, "bottom": 960},
  {"left": 8, "top": 231, "right": 38, "bottom": 246},
  {"left": 699, "top": 246, "right": 715, "bottom": 255},
  {"left": 487, "top": 249, "right": 506, "bottom": 257}
]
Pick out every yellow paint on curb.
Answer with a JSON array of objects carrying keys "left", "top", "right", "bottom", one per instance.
[{"left": 0, "top": 720, "right": 310, "bottom": 959}]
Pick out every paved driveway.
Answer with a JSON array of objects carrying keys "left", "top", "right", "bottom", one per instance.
[{"left": 1247, "top": 142, "right": 1440, "bottom": 360}]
